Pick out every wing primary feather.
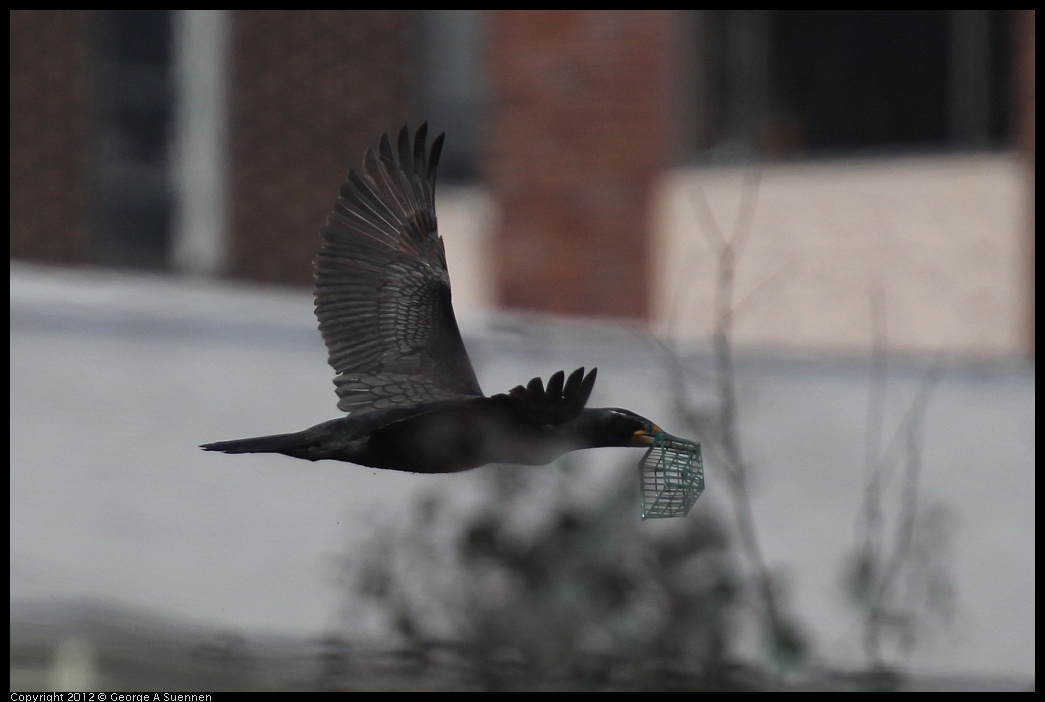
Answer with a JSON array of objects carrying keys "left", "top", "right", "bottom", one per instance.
[
  {"left": 546, "top": 370, "right": 565, "bottom": 399},
  {"left": 427, "top": 133, "right": 444, "bottom": 214},
  {"left": 563, "top": 367, "right": 584, "bottom": 397},
  {"left": 575, "top": 367, "right": 598, "bottom": 411}
]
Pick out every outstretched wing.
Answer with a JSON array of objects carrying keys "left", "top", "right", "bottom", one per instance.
[
  {"left": 497, "top": 367, "right": 598, "bottom": 426},
  {"left": 314, "top": 124, "right": 483, "bottom": 414}
]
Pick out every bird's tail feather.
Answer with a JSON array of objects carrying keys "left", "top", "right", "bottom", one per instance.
[{"left": 201, "top": 430, "right": 314, "bottom": 457}]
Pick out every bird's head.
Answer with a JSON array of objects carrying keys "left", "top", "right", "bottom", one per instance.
[{"left": 580, "top": 407, "right": 663, "bottom": 448}]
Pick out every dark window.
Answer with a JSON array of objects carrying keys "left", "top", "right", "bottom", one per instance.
[
  {"left": 419, "top": 10, "right": 485, "bottom": 182},
  {"left": 690, "top": 10, "right": 1014, "bottom": 161},
  {"left": 92, "top": 10, "right": 175, "bottom": 269}
]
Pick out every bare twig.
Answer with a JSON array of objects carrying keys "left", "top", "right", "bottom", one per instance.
[
  {"left": 666, "top": 168, "right": 805, "bottom": 674},
  {"left": 854, "top": 282, "right": 947, "bottom": 667}
]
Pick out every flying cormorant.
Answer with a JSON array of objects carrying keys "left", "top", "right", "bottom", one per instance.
[{"left": 202, "top": 125, "right": 667, "bottom": 473}]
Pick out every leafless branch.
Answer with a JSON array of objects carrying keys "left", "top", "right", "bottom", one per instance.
[
  {"left": 667, "top": 168, "right": 805, "bottom": 675},
  {"left": 854, "top": 282, "right": 947, "bottom": 667}
]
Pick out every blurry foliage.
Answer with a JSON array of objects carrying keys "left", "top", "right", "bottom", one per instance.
[
  {"left": 843, "top": 497, "right": 957, "bottom": 667},
  {"left": 343, "top": 461, "right": 767, "bottom": 690}
]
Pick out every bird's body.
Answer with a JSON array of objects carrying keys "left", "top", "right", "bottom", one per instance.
[
  {"left": 202, "top": 125, "right": 665, "bottom": 473},
  {"left": 204, "top": 391, "right": 657, "bottom": 473}
]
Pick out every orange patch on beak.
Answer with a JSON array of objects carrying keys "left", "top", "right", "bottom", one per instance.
[{"left": 631, "top": 424, "right": 662, "bottom": 447}]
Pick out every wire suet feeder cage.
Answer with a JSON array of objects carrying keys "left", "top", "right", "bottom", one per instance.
[{"left": 637, "top": 433, "right": 704, "bottom": 519}]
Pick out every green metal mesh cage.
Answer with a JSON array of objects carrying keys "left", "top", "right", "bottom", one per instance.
[{"left": 637, "top": 433, "right": 704, "bottom": 519}]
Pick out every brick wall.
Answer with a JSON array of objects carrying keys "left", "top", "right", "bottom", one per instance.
[
  {"left": 226, "top": 10, "right": 420, "bottom": 286},
  {"left": 10, "top": 10, "right": 92, "bottom": 264},
  {"left": 1013, "top": 10, "right": 1035, "bottom": 354},
  {"left": 487, "top": 11, "right": 675, "bottom": 319}
]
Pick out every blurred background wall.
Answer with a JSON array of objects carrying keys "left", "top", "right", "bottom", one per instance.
[{"left": 10, "top": 10, "right": 1035, "bottom": 359}]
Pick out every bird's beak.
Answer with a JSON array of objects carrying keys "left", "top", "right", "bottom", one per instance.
[{"left": 630, "top": 424, "right": 663, "bottom": 447}]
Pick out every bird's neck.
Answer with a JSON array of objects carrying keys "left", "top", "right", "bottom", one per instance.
[{"left": 570, "top": 408, "right": 623, "bottom": 449}]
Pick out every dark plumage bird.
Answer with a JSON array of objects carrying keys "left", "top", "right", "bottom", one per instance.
[{"left": 201, "top": 124, "right": 665, "bottom": 473}]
